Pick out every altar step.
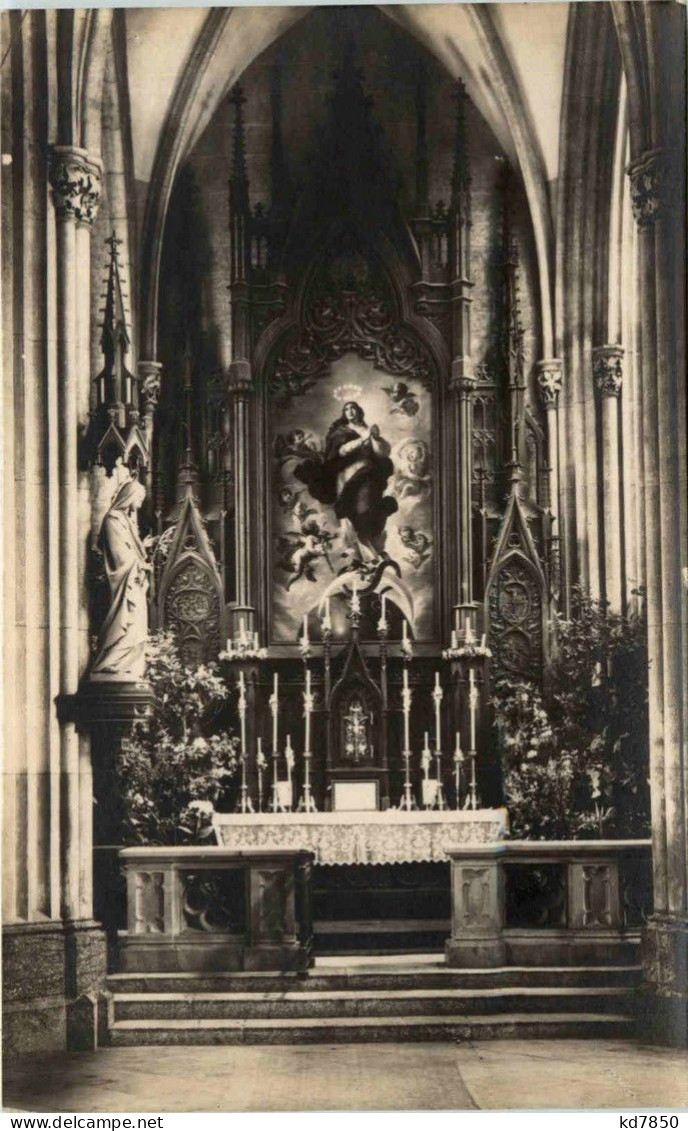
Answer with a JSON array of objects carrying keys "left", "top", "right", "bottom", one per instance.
[{"left": 106, "top": 962, "right": 641, "bottom": 1045}]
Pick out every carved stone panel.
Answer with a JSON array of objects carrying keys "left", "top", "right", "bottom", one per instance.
[
  {"left": 134, "top": 871, "right": 165, "bottom": 935},
  {"left": 253, "top": 868, "right": 292, "bottom": 942},
  {"left": 568, "top": 860, "right": 620, "bottom": 930},
  {"left": 461, "top": 867, "right": 493, "bottom": 930},
  {"left": 181, "top": 869, "right": 246, "bottom": 934}
]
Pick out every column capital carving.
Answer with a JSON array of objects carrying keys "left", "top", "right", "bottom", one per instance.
[
  {"left": 49, "top": 146, "right": 102, "bottom": 226},
  {"left": 593, "top": 345, "right": 624, "bottom": 398},
  {"left": 449, "top": 356, "right": 475, "bottom": 398},
  {"left": 138, "top": 360, "right": 162, "bottom": 409},
  {"left": 536, "top": 358, "right": 563, "bottom": 410},
  {"left": 228, "top": 359, "right": 253, "bottom": 398},
  {"left": 627, "top": 148, "right": 677, "bottom": 229}
]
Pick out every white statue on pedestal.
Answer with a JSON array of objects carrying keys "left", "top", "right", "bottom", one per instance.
[{"left": 90, "top": 477, "right": 150, "bottom": 682}]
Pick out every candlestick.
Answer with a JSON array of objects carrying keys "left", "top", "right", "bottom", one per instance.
[
  {"left": 304, "top": 668, "right": 312, "bottom": 753},
  {"left": 238, "top": 672, "right": 247, "bottom": 753},
  {"left": 421, "top": 742, "right": 432, "bottom": 809},
  {"left": 236, "top": 672, "right": 253, "bottom": 814},
  {"left": 469, "top": 747, "right": 478, "bottom": 810},
  {"left": 402, "top": 666, "right": 411, "bottom": 751},
  {"left": 454, "top": 734, "right": 464, "bottom": 810},
  {"left": 377, "top": 592, "right": 388, "bottom": 634},
  {"left": 257, "top": 737, "right": 266, "bottom": 812},
  {"left": 469, "top": 668, "right": 477, "bottom": 751},
  {"left": 432, "top": 672, "right": 443, "bottom": 750},
  {"left": 434, "top": 747, "right": 447, "bottom": 810},
  {"left": 270, "top": 671, "right": 279, "bottom": 752}
]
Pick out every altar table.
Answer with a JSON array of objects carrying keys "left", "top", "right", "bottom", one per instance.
[{"left": 213, "top": 808, "right": 508, "bottom": 866}]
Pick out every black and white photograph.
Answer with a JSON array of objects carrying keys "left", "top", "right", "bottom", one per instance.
[{"left": 1, "top": 0, "right": 687, "bottom": 1116}]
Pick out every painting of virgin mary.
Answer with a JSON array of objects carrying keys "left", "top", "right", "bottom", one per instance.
[{"left": 294, "top": 401, "right": 398, "bottom": 556}]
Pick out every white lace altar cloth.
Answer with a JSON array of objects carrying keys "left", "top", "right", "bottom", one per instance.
[{"left": 213, "top": 809, "right": 508, "bottom": 866}]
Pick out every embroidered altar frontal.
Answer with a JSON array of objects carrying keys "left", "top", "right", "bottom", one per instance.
[{"left": 213, "top": 809, "right": 508, "bottom": 866}]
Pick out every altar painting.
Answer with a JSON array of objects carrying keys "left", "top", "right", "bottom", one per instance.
[{"left": 271, "top": 353, "right": 435, "bottom": 641}]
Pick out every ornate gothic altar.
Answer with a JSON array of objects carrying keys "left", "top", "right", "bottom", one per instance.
[{"left": 79, "top": 37, "right": 560, "bottom": 938}]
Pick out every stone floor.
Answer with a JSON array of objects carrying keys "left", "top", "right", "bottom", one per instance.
[{"left": 4, "top": 1040, "right": 688, "bottom": 1112}]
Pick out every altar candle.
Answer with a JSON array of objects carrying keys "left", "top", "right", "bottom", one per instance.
[
  {"left": 285, "top": 734, "right": 294, "bottom": 771},
  {"left": 454, "top": 732, "right": 463, "bottom": 761},
  {"left": 469, "top": 668, "right": 476, "bottom": 750},
  {"left": 322, "top": 597, "right": 331, "bottom": 632},
  {"left": 402, "top": 619, "right": 408, "bottom": 644},
  {"left": 304, "top": 669, "right": 311, "bottom": 751},
  {"left": 272, "top": 672, "right": 279, "bottom": 749},
  {"left": 434, "top": 672, "right": 442, "bottom": 747},
  {"left": 226, "top": 637, "right": 232, "bottom": 654},
  {"left": 481, "top": 633, "right": 486, "bottom": 649},
  {"left": 423, "top": 730, "right": 430, "bottom": 753},
  {"left": 254, "top": 631, "right": 259, "bottom": 649},
  {"left": 238, "top": 672, "right": 247, "bottom": 752},
  {"left": 351, "top": 577, "right": 360, "bottom": 613},
  {"left": 451, "top": 629, "right": 458, "bottom": 650},
  {"left": 302, "top": 613, "right": 309, "bottom": 646},
  {"left": 465, "top": 614, "right": 474, "bottom": 644}
]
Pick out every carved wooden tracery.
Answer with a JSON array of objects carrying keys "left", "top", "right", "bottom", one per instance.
[
  {"left": 488, "top": 555, "right": 544, "bottom": 679},
  {"left": 268, "top": 249, "right": 435, "bottom": 407}
]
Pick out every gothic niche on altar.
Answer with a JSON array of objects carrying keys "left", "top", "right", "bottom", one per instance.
[{"left": 270, "top": 262, "right": 435, "bottom": 644}]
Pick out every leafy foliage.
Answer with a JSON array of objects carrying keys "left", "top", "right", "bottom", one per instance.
[
  {"left": 114, "top": 631, "right": 240, "bottom": 845},
  {"left": 493, "top": 587, "right": 650, "bottom": 839}
]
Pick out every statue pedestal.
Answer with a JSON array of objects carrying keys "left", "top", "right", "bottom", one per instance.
[{"left": 57, "top": 680, "right": 154, "bottom": 729}]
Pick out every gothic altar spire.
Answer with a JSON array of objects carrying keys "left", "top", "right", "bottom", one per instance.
[
  {"left": 98, "top": 230, "right": 134, "bottom": 411},
  {"left": 500, "top": 164, "right": 526, "bottom": 492},
  {"left": 87, "top": 231, "right": 148, "bottom": 475}
]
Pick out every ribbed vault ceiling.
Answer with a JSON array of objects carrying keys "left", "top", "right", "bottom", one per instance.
[{"left": 125, "top": 3, "right": 569, "bottom": 186}]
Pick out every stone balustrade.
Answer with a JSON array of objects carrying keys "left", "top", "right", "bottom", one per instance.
[
  {"left": 445, "top": 839, "right": 653, "bottom": 967},
  {"left": 118, "top": 847, "right": 313, "bottom": 973}
]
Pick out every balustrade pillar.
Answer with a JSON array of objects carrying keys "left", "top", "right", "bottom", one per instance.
[
  {"left": 628, "top": 148, "right": 687, "bottom": 1044},
  {"left": 593, "top": 346, "right": 624, "bottom": 612},
  {"left": 536, "top": 359, "right": 563, "bottom": 601}
]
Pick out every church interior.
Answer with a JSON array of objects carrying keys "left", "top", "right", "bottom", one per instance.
[{"left": 2, "top": 0, "right": 687, "bottom": 1078}]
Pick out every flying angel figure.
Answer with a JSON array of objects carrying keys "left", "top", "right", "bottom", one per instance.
[
  {"left": 276, "top": 520, "right": 335, "bottom": 589},
  {"left": 382, "top": 381, "right": 419, "bottom": 416}
]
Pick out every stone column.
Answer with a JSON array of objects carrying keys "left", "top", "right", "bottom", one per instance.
[
  {"left": 628, "top": 148, "right": 687, "bottom": 1045},
  {"left": 536, "top": 359, "right": 563, "bottom": 601},
  {"left": 593, "top": 346, "right": 624, "bottom": 612},
  {"left": 49, "top": 146, "right": 102, "bottom": 921},
  {"left": 228, "top": 358, "right": 255, "bottom": 637}
]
